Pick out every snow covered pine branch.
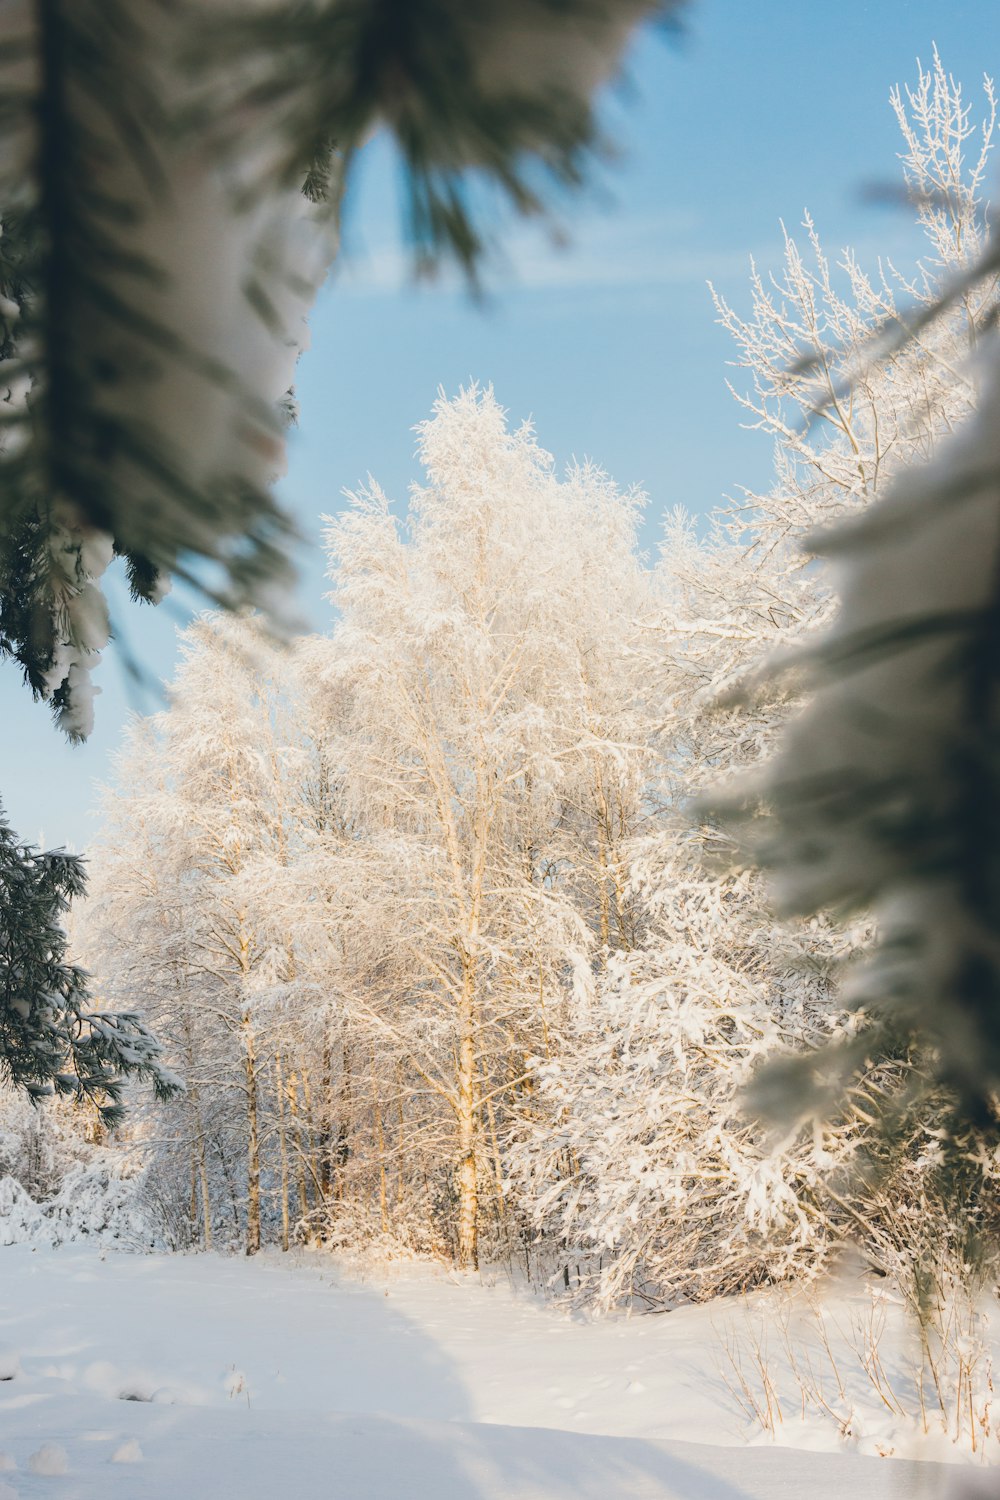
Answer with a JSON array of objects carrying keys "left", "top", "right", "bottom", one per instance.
[{"left": 0, "top": 0, "right": 675, "bottom": 738}]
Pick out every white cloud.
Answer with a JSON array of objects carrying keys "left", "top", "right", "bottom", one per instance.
[
  {"left": 330, "top": 204, "right": 928, "bottom": 303},
  {"left": 332, "top": 206, "right": 749, "bottom": 297}
]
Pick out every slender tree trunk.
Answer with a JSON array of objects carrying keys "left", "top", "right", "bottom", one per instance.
[
  {"left": 220, "top": 1147, "right": 242, "bottom": 1238},
  {"left": 275, "top": 1051, "right": 291, "bottom": 1252},
  {"left": 198, "top": 1133, "right": 212, "bottom": 1250},
  {"left": 396, "top": 1086, "right": 406, "bottom": 1209},
  {"left": 243, "top": 1012, "right": 262, "bottom": 1255},
  {"left": 372, "top": 1053, "right": 389, "bottom": 1234},
  {"left": 319, "top": 1040, "right": 333, "bottom": 1203},
  {"left": 335, "top": 1039, "right": 352, "bottom": 1203},
  {"left": 456, "top": 964, "right": 478, "bottom": 1270},
  {"left": 482, "top": 1067, "right": 506, "bottom": 1221},
  {"left": 298, "top": 1064, "right": 323, "bottom": 1209},
  {"left": 182, "top": 1040, "right": 212, "bottom": 1249},
  {"left": 189, "top": 1149, "right": 199, "bottom": 1247},
  {"left": 596, "top": 811, "right": 611, "bottom": 951},
  {"left": 287, "top": 1071, "right": 311, "bottom": 1221}
]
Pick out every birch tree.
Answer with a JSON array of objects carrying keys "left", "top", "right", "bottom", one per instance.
[
  {"left": 310, "top": 386, "right": 649, "bottom": 1267},
  {"left": 83, "top": 721, "right": 232, "bottom": 1248},
  {"left": 84, "top": 616, "right": 311, "bottom": 1250}
]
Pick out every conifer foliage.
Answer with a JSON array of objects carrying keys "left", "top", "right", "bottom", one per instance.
[
  {"left": 733, "top": 54, "right": 1000, "bottom": 1136},
  {"left": 0, "top": 0, "right": 675, "bottom": 737},
  {"left": 0, "top": 805, "right": 180, "bottom": 1126}
]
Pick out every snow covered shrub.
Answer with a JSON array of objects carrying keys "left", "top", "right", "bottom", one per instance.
[
  {"left": 722, "top": 1271, "right": 1000, "bottom": 1459},
  {"left": 0, "top": 1144, "right": 151, "bottom": 1250},
  {"left": 512, "top": 844, "right": 859, "bottom": 1307},
  {"left": 0, "top": 1089, "right": 70, "bottom": 1201},
  {"left": 298, "top": 1192, "right": 448, "bottom": 1266},
  {"left": 0, "top": 1084, "right": 160, "bottom": 1250},
  {"left": 0, "top": 1177, "right": 46, "bottom": 1246},
  {"left": 42, "top": 1158, "right": 153, "bottom": 1250},
  {"left": 0, "top": 1081, "right": 122, "bottom": 1199}
]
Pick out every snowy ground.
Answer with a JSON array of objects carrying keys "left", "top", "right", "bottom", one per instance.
[{"left": 0, "top": 1245, "right": 984, "bottom": 1498}]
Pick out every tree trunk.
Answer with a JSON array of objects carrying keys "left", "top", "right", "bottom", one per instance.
[
  {"left": 287, "top": 1070, "right": 311, "bottom": 1222},
  {"left": 189, "top": 1149, "right": 199, "bottom": 1247},
  {"left": 243, "top": 1013, "right": 262, "bottom": 1255},
  {"left": 275, "top": 1051, "right": 291, "bottom": 1252},
  {"left": 372, "top": 1053, "right": 389, "bottom": 1234},
  {"left": 456, "top": 998, "right": 478, "bottom": 1270},
  {"left": 179, "top": 1015, "right": 212, "bottom": 1249},
  {"left": 319, "top": 1041, "right": 333, "bottom": 1203},
  {"left": 335, "top": 1039, "right": 352, "bottom": 1203},
  {"left": 298, "top": 1065, "right": 323, "bottom": 1210},
  {"left": 198, "top": 1133, "right": 213, "bottom": 1251}
]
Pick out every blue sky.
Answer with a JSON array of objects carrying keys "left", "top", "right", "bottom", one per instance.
[{"left": 1, "top": 0, "right": 996, "bottom": 849}]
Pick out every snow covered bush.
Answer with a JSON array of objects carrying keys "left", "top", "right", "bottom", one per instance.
[
  {"left": 40, "top": 1158, "right": 155, "bottom": 1249},
  {"left": 0, "top": 1078, "right": 157, "bottom": 1249},
  {"left": 0, "top": 1176, "right": 46, "bottom": 1246},
  {"left": 0, "top": 1088, "right": 75, "bottom": 1202}
]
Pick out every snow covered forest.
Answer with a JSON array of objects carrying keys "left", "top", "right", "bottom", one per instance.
[
  {"left": 3, "top": 4, "right": 1000, "bottom": 1494},
  {"left": 5, "top": 45, "right": 997, "bottom": 1310}
]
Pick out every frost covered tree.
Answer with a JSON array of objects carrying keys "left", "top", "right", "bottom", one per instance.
[
  {"left": 514, "top": 56, "right": 1000, "bottom": 1307},
  {"left": 0, "top": 0, "right": 676, "bottom": 737},
  {"left": 81, "top": 723, "right": 231, "bottom": 1248},
  {"left": 741, "top": 57, "right": 1000, "bottom": 1146},
  {"left": 512, "top": 516, "right": 848, "bottom": 1305},
  {"left": 311, "top": 386, "right": 650, "bottom": 1268},
  {"left": 79, "top": 387, "right": 654, "bottom": 1265},
  {"left": 712, "top": 54, "right": 994, "bottom": 554},
  {"left": 82, "top": 615, "right": 319, "bottom": 1251}
]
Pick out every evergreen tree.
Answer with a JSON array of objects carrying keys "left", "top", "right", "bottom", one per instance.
[{"left": 0, "top": 802, "right": 181, "bottom": 1126}]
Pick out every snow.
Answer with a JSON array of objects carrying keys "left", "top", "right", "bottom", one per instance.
[
  {"left": 110, "top": 1439, "right": 143, "bottom": 1464},
  {"left": 0, "top": 1180, "right": 45, "bottom": 1249},
  {"left": 27, "top": 1444, "right": 67, "bottom": 1475},
  {"left": 0, "top": 1165, "right": 153, "bottom": 1252},
  {"left": 0, "top": 1245, "right": 968, "bottom": 1499}
]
